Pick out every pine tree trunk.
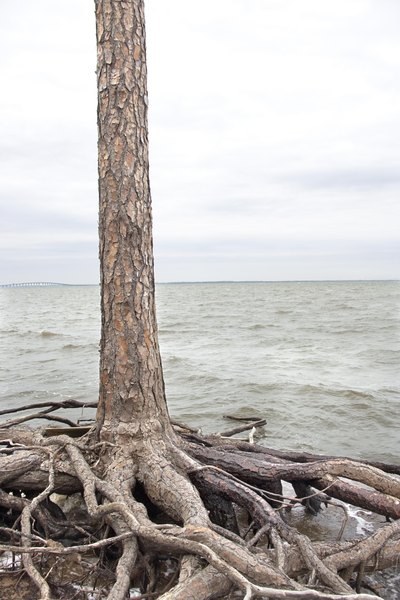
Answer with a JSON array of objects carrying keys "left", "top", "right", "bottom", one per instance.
[{"left": 95, "top": 0, "right": 171, "bottom": 441}]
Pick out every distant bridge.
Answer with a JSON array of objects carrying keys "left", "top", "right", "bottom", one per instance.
[{"left": 0, "top": 282, "right": 68, "bottom": 288}]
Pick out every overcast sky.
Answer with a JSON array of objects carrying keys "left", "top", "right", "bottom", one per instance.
[{"left": 1, "top": 0, "right": 399, "bottom": 284}]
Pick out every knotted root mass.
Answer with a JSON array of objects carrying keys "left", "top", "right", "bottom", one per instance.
[{"left": 0, "top": 414, "right": 399, "bottom": 600}]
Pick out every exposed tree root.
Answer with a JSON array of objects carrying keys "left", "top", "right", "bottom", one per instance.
[{"left": 0, "top": 420, "right": 399, "bottom": 599}]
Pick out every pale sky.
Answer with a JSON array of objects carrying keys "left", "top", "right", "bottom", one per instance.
[{"left": 1, "top": 0, "right": 399, "bottom": 284}]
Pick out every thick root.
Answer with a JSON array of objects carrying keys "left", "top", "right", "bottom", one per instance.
[{"left": 0, "top": 425, "right": 399, "bottom": 599}]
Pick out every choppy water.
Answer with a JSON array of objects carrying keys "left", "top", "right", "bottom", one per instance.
[{"left": 0, "top": 281, "right": 399, "bottom": 463}]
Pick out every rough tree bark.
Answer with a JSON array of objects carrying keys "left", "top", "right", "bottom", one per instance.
[
  {"left": 0, "top": 2, "right": 399, "bottom": 600},
  {"left": 96, "top": 0, "right": 171, "bottom": 442}
]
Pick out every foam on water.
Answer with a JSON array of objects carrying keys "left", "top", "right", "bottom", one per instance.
[{"left": 345, "top": 504, "right": 376, "bottom": 536}]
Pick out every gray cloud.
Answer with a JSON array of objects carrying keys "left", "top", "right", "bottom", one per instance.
[
  {"left": 275, "top": 168, "right": 400, "bottom": 190},
  {"left": 1, "top": 0, "right": 399, "bottom": 283}
]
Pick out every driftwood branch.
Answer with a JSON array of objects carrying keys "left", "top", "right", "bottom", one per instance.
[
  {"left": 217, "top": 419, "right": 267, "bottom": 437},
  {"left": 0, "top": 399, "right": 97, "bottom": 417}
]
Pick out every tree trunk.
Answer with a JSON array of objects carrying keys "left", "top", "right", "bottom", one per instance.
[
  {"left": 1, "top": 2, "right": 399, "bottom": 599},
  {"left": 95, "top": 0, "right": 172, "bottom": 442}
]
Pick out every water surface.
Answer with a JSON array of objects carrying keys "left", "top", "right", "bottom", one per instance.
[{"left": 0, "top": 281, "right": 398, "bottom": 462}]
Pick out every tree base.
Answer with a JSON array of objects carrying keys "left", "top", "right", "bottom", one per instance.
[{"left": 0, "top": 412, "right": 399, "bottom": 600}]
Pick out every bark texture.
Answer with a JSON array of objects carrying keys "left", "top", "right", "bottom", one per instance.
[{"left": 96, "top": 0, "right": 171, "bottom": 440}]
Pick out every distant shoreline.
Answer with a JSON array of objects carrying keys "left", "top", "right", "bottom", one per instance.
[{"left": 1, "top": 279, "right": 398, "bottom": 288}]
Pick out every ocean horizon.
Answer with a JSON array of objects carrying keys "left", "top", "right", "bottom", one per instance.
[
  {"left": 1, "top": 277, "right": 398, "bottom": 287},
  {"left": 1, "top": 280, "right": 398, "bottom": 464}
]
